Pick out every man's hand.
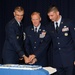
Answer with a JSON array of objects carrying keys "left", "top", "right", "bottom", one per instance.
[
  {"left": 22, "top": 54, "right": 37, "bottom": 64},
  {"left": 29, "top": 58, "right": 37, "bottom": 64},
  {"left": 29, "top": 54, "right": 36, "bottom": 61},
  {"left": 28, "top": 54, "right": 37, "bottom": 64},
  {"left": 23, "top": 55, "right": 31, "bottom": 64}
]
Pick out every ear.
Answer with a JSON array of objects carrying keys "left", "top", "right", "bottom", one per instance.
[
  {"left": 40, "top": 17, "right": 41, "bottom": 21},
  {"left": 57, "top": 11, "right": 59, "bottom": 15},
  {"left": 13, "top": 12, "right": 15, "bottom": 16}
]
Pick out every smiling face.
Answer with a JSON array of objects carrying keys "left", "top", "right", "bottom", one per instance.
[
  {"left": 31, "top": 12, "right": 41, "bottom": 27},
  {"left": 14, "top": 10, "right": 24, "bottom": 22}
]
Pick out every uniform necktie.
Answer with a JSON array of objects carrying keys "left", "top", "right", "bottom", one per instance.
[
  {"left": 56, "top": 22, "right": 58, "bottom": 32},
  {"left": 34, "top": 27, "right": 37, "bottom": 33},
  {"left": 18, "top": 22, "right": 20, "bottom": 26},
  {"left": 19, "top": 22, "right": 22, "bottom": 26}
]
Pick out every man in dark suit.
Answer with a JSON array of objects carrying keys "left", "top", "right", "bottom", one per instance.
[
  {"left": 47, "top": 5, "right": 75, "bottom": 75},
  {"left": 25, "top": 12, "right": 49, "bottom": 66},
  {"left": 2, "top": 6, "right": 31, "bottom": 64}
]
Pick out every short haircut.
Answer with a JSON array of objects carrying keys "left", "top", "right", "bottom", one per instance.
[
  {"left": 48, "top": 5, "right": 59, "bottom": 13},
  {"left": 14, "top": 6, "right": 24, "bottom": 13},
  {"left": 31, "top": 12, "right": 41, "bottom": 18}
]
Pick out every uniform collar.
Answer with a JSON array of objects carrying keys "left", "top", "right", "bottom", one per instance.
[
  {"left": 54, "top": 15, "right": 62, "bottom": 28},
  {"left": 14, "top": 18, "right": 21, "bottom": 26},
  {"left": 34, "top": 23, "right": 41, "bottom": 32}
]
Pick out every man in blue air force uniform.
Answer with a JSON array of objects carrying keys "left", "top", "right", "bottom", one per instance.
[
  {"left": 25, "top": 12, "right": 50, "bottom": 66},
  {"left": 46, "top": 5, "right": 75, "bottom": 75},
  {"left": 2, "top": 6, "right": 30, "bottom": 64}
]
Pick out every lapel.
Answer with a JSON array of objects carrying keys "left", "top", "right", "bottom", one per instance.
[
  {"left": 58, "top": 19, "right": 64, "bottom": 33},
  {"left": 51, "top": 22, "right": 56, "bottom": 31},
  {"left": 38, "top": 25, "right": 43, "bottom": 34},
  {"left": 30, "top": 25, "right": 42, "bottom": 34},
  {"left": 30, "top": 25, "right": 36, "bottom": 36},
  {"left": 50, "top": 22, "right": 56, "bottom": 34},
  {"left": 51, "top": 19, "right": 64, "bottom": 34},
  {"left": 30, "top": 25, "right": 39, "bottom": 42},
  {"left": 14, "top": 19, "right": 23, "bottom": 34},
  {"left": 14, "top": 19, "right": 21, "bottom": 29}
]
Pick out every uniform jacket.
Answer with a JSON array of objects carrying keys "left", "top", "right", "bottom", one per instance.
[
  {"left": 25, "top": 25, "right": 50, "bottom": 66},
  {"left": 2, "top": 18, "right": 24, "bottom": 63},
  {"left": 46, "top": 19, "right": 75, "bottom": 67}
]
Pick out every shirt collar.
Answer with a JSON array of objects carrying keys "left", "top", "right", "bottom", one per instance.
[
  {"left": 54, "top": 15, "right": 62, "bottom": 27},
  {"left": 17, "top": 22, "right": 21, "bottom": 26},
  {"left": 15, "top": 18, "right": 21, "bottom": 26},
  {"left": 34, "top": 23, "right": 41, "bottom": 32}
]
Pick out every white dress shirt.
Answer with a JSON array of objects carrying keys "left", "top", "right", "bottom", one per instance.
[
  {"left": 34, "top": 24, "right": 41, "bottom": 32},
  {"left": 54, "top": 16, "right": 62, "bottom": 29}
]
